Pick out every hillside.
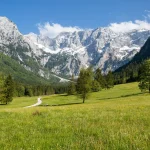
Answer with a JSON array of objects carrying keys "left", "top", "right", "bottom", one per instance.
[
  {"left": 114, "top": 37, "right": 150, "bottom": 84},
  {"left": 0, "top": 52, "right": 59, "bottom": 85}
]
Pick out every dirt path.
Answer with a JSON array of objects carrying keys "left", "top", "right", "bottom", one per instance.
[{"left": 24, "top": 98, "right": 42, "bottom": 108}]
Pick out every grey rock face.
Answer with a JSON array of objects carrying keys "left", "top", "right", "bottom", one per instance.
[{"left": 0, "top": 16, "right": 150, "bottom": 77}]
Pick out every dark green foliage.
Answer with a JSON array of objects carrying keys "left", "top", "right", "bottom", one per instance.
[
  {"left": 44, "top": 86, "right": 55, "bottom": 95},
  {"left": 67, "top": 75, "right": 76, "bottom": 95},
  {"left": 31, "top": 85, "right": 54, "bottom": 96},
  {"left": 25, "top": 86, "right": 33, "bottom": 97},
  {"left": 121, "top": 71, "right": 127, "bottom": 84},
  {"left": 105, "top": 71, "right": 114, "bottom": 89},
  {"left": 76, "top": 67, "right": 93, "bottom": 103},
  {"left": 53, "top": 83, "right": 68, "bottom": 94},
  {"left": 114, "top": 62, "right": 140, "bottom": 84},
  {"left": 138, "top": 59, "right": 150, "bottom": 93},
  {"left": 95, "top": 68, "right": 106, "bottom": 88},
  {"left": 0, "top": 74, "right": 5, "bottom": 102},
  {"left": 13, "top": 83, "right": 25, "bottom": 97},
  {"left": 114, "top": 37, "right": 150, "bottom": 84},
  {"left": 0, "top": 73, "right": 5, "bottom": 88},
  {"left": 92, "top": 80, "right": 101, "bottom": 92},
  {"left": 0, "top": 52, "right": 59, "bottom": 85},
  {"left": 94, "top": 68, "right": 114, "bottom": 90},
  {"left": 2, "top": 75, "right": 14, "bottom": 104}
]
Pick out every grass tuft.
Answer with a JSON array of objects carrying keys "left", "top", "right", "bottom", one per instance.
[{"left": 32, "top": 110, "right": 42, "bottom": 116}]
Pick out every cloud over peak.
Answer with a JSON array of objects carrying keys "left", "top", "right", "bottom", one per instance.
[
  {"left": 37, "top": 13, "right": 150, "bottom": 38},
  {"left": 109, "top": 20, "right": 150, "bottom": 33},
  {"left": 38, "top": 22, "right": 82, "bottom": 38}
]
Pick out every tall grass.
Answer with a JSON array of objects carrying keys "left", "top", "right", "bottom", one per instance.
[{"left": 0, "top": 83, "right": 150, "bottom": 149}]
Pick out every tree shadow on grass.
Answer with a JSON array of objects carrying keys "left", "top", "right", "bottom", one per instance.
[
  {"left": 59, "top": 94, "right": 68, "bottom": 96},
  {"left": 97, "top": 92, "right": 143, "bottom": 101},
  {"left": 41, "top": 102, "right": 83, "bottom": 107},
  {"left": 41, "top": 93, "right": 144, "bottom": 107},
  {"left": 0, "top": 104, "right": 7, "bottom": 105}
]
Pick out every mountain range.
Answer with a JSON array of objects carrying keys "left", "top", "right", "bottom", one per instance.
[{"left": 0, "top": 16, "right": 150, "bottom": 82}]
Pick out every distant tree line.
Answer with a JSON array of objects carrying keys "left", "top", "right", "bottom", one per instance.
[
  {"left": 0, "top": 73, "right": 69, "bottom": 104},
  {"left": 13, "top": 82, "right": 69, "bottom": 97},
  {"left": 114, "top": 58, "right": 150, "bottom": 93},
  {"left": 113, "top": 62, "right": 141, "bottom": 85},
  {"left": 113, "top": 60, "right": 150, "bottom": 85},
  {"left": 138, "top": 59, "right": 150, "bottom": 93}
]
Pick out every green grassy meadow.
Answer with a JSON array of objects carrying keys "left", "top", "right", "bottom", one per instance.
[
  {"left": 0, "top": 82, "right": 150, "bottom": 149},
  {"left": 0, "top": 96, "right": 38, "bottom": 109}
]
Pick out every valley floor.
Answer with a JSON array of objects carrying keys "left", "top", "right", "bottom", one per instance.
[{"left": 0, "top": 82, "right": 150, "bottom": 149}]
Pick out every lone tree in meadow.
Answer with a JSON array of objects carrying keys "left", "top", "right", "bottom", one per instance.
[
  {"left": 2, "top": 75, "right": 14, "bottom": 104},
  {"left": 139, "top": 59, "right": 150, "bottom": 93},
  {"left": 67, "top": 75, "right": 76, "bottom": 95},
  {"left": 76, "top": 67, "right": 93, "bottom": 103}
]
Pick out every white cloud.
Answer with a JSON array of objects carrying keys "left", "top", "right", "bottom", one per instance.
[
  {"left": 109, "top": 20, "right": 150, "bottom": 33},
  {"left": 38, "top": 22, "right": 82, "bottom": 38},
  {"left": 109, "top": 12, "right": 150, "bottom": 33},
  {"left": 37, "top": 13, "right": 150, "bottom": 37}
]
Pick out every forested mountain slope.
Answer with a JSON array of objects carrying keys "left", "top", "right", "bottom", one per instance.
[
  {"left": 0, "top": 52, "right": 59, "bottom": 85},
  {"left": 114, "top": 37, "right": 150, "bottom": 84}
]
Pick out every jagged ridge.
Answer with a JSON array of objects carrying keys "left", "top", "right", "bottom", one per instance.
[{"left": 0, "top": 16, "right": 150, "bottom": 79}]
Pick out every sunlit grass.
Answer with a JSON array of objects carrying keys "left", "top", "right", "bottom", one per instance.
[
  {"left": 41, "top": 82, "right": 141, "bottom": 106},
  {"left": 0, "top": 96, "right": 38, "bottom": 110},
  {"left": 0, "top": 82, "right": 150, "bottom": 149}
]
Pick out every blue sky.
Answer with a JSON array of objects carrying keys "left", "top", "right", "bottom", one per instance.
[{"left": 0, "top": 0, "right": 150, "bottom": 35}]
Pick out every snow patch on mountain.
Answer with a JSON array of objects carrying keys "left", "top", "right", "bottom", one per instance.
[
  {"left": 52, "top": 74, "right": 70, "bottom": 82},
  {"left": 34, "top": 42, "right": 61, "bottom": 54},
  {"left": 26, "top": 27, "right": 150, "bottom": 75},
  {"left": 0, "top": 16, "right": 150, "bottom": 78}
]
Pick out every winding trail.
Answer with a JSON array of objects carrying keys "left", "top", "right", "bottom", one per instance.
[{"left": 24, "top": 98, "right": 42, "bottom": 108}]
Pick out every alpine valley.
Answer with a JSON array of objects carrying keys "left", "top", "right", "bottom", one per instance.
[{"left": 0, "top": 16, "right": 150, "bottom": 82}]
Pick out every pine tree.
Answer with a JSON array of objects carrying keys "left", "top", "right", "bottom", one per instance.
[
  {"left": 45, "top": 86, "right": 54, "bottom": 95},
  {"left": 67, "top": 75, "right": 76, "bottom": 95},
  {"left": 76, "top": 67, "right": 93, "bottom": 103},
  {"left": 25, "top": 86, "right": 33, "bottom": 97},
  {"left": 0, "top": 73, "right": 5, "bottom": 103},
  {"left": 14, "top": 83, "right": 25, "bottom": 97},
  {"left": 121, "top": 71, "right": 127, "bottom": 84},
  {"left": 2, "top": 75, "right": 14, "bottom": 104},
  {"left": 92, "top": 80, "right": 101, "bottom": 92},
  {"left": 139, "top": 59, "right": 150, "bottom": 93},
  {"left": 105, "top": 71, "right": 114, "bottom": 89},
  {"left": 95, "top": 68, "right": 106, "bottom": 89}
]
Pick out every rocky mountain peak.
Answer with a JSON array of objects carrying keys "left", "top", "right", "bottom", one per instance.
[
  {"left": 0, "top": 16, "right": 22, "bottom": 45},
  {"left": 0, "top": 16, "right": 150, "bottom": 78}
]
